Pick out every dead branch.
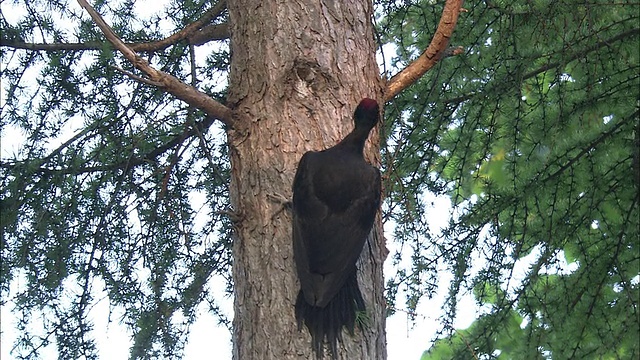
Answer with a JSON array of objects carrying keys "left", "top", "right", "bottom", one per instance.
[
  {"left": 76, "top": 0, "right": 234, "bottom": 128},
  {"left": 384, "top": 0, "right": 466, "bottom": 102}
]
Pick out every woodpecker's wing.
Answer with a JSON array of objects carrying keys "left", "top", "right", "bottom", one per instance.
[{"left": 292, "top": 150, "right": 380, "bottom": 307}]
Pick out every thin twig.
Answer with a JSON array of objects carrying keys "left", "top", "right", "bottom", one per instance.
[{"left": 111, "top": 65, "right": 163, "bottom": 86}]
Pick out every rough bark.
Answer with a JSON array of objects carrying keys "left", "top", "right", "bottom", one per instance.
[{"left": 226, "top": 0, "right": 386, "bottom": 359}]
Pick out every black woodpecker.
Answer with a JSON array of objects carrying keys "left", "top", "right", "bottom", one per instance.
[{"left": 292, "top": 98, "right": 381, "bottom": 359}]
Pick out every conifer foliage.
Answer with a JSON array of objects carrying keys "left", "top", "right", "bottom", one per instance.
[{"left": 1, "top": 0, "right": 638, "bottom": 359}]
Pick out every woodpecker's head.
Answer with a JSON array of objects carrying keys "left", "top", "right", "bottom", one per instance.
[{"left": 353, "top": 98, "right": 380, "bottom": 130}]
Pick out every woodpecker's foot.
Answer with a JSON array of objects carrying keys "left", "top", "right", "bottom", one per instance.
[
  {"left": 215, "top": 207, "right": 243, "bottom": 223},
  {"left": 268, "top": 193, "right": 292, "bottom": 220}
]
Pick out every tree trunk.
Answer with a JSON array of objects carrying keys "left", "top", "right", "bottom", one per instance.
[{"left": 226, "top": 0, "right": 387, "bottom": 359}]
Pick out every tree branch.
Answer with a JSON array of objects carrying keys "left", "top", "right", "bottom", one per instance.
[
  {"left": 111, "top": 65, "right": 163, "bottom": 86},
  {"left": 0, "top": 114, "right": 220, "bottom": 176},
  {"left": 384, "top": 0, "right": 466, "bottom": 102},
  {"left": 142, "top": 0, "right": 228, "bottom": 50},
  {"left": 0, "top": 41, "right": 102, "bottom": 51},
  {"left": 1, "top": 0, "right": 228, "bottom": 52},
  {"left": 76, "top": 0, "right": 234, "bottom": 128},
  {"left": 188, "top": 23, "right": 230, "bottom": 46}
]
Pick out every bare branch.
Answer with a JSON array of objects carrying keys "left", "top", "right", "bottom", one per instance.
[
  {"left": 384, "top": 0, "right": 466, "bottom": 102},
  {"left": 188, "top": 24, "right": 230, "bottom": 46},
  {"left": 76, "top": 0, "right": 234, "bottom": 127}
]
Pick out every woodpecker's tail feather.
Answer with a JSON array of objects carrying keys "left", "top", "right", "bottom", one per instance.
[{"left": 295, "top": 272, "right": 365, "bottom": 359}]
